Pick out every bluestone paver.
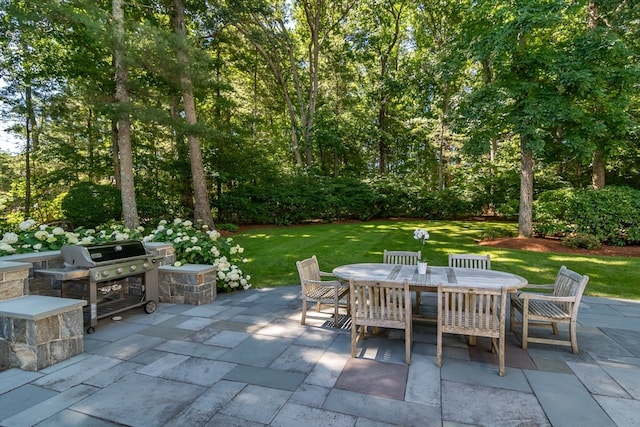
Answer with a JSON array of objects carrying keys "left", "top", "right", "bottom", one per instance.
[
  {"left": 443, "top": 380, "right": 550, "bottom": 426},
  {"left": 0, "top": 384, "right": 99, "bottom": 427},
  {"left": 220, "top": 384, "right": 291, "bottom": 424},
  {"left": 223, "top": 364, "right": 305, "bottom": 391},
  {"left": 525, "top": 369, "right": 616, "bottom": 427},
  {"left": 70, "top": 373, "right": 206, "bottom": 426}
]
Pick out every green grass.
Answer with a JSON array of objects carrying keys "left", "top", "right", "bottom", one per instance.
[{"left": 232, "top": 219, "right": 640, "bottom": 300}]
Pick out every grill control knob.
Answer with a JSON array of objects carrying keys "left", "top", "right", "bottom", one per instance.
[
  {"left": 143, "top": 262, "right": 149, "bottom": 268},
  {"left": 101, "top": 270, "right": 109, "bottom": 277},
  {"left": 116, "top": 267, "right": 124, "bottom": 274},
  {"left": 130, "top": 265, "right": 137, "bottom": 272}
]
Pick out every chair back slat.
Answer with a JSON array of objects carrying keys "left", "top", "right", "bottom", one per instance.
[
  {"left": 448, "top": 254, "right": 491, "bottom": 270},
  {"left": 383, "top": 250, "right": 421, "bottom": 265},
  {"left": 350, "top": 279, "right": 411, "bottom": 324},
  {"left": 552, "top": 266, "right": 589, "bottom": 313},
  {"left": 296, "top": 256, "right": 323, "bottom": 292},
  {"left": 438, "top": 286, "right": 506, "bottom": 337}
]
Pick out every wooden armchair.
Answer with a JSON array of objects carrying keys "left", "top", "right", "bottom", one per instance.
[
  {"left": 448, "top": 253, "right": 491, "bottom": 270},
  {"left": 349, "top": 278, "right": 412, "bottom": 364},
  {"left": 437, "top": 285, "right": 508, "bottom": 376},
  {"left": 296, "top": 256, "right": 349, "bottom": 327},
  {"left": 510, "top": 266, "right": 589, "bottom": 354}
]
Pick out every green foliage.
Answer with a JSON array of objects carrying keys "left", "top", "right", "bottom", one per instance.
[
  {"left": 61, "top": 182, "right": 123, "bottom": 228},
  {"left": 144, "top": 219, "right": 250, "bottom": 292},
  {"left": 216, "top": 223, "right": 239, "bottom": 232},
  {"left": 217, "top": 174, "right": 482, "bottom": 225},
  {"left": 534, "top": 186, "right": 640, "bottom": 245},
  {"left": 479, "top": 225, "right": 517, "bottom": 241},
  {"left": 562, "top": 233, "right": 601, "bottom": 250}
]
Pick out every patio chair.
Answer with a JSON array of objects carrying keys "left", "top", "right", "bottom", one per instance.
[
  {"left": 448, "top": 253, "right": 491, "bottom": 270},
  {"left": 437, "top": 285, "right": 508, "bottom": 376},
  {"left": 296, "top": 256, "right": 349, "bottom": 327},
  {"left": 383, "top": 250, "right": 423, "bottom": 312},
  {"left": 510, "top": 265, "right": 589, "bottom": 354},
  {"left": 349, "top": 278, "right": 412, "bottom": 364}
]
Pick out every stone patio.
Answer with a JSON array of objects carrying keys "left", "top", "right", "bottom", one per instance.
[{"left": 1, "top": 285, "right": 639, "bottom": 426}]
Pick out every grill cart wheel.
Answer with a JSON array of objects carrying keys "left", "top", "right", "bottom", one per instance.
[
  {"left": 144, "top": 300, "right": 157, "bottom": 314},
  {"left": 87, "top": 327, "right": 95, "bottom": 334}
]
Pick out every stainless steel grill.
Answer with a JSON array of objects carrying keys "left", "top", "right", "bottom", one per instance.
[{"left": 37, "top": 240, "right": 161, "bottom": 334}]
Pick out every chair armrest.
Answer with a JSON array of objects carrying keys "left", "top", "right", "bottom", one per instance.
[
  {"left": 319, "top": 271, "right": 335, "bottom": 277},
  {"left": 520, "top": 284, "right": 554, "bottom": 290},
  {"left": 302, "top": 279, "right": 344, "bottom": 287},
  {"left": 518, "top": 292, "right": 576, "bottom": 303}
]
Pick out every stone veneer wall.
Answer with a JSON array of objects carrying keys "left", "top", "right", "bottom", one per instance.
[
  {"left": 0, "top": 304, "right": 84, "bottom": 371},
  {"left": 0, "top": 262, "right": 29, "bottom": 300},
  {"left": 0, "top": 262, "right": 85, "bottom": 371},
  {"left": 158, "top": 264, "right": 217, "bottom": 305}
]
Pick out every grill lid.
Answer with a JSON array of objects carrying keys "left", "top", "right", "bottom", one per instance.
[{"left": 61, "top": 240, "right": 148, "bottom": 268}]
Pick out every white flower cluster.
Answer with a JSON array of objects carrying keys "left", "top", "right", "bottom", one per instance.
[
  {"left": 216, "top": 257, "right": 251, "bottom": 290},
  {"left": 143, "top": 218, "right": 251, "bottom": 292},
  {"left": 414, "top": 228, "right": 430, "bottom": 242}
]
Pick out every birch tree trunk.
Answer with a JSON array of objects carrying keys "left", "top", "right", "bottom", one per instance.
[
  {"left": 113, "top": 0, "right": 139, "bottom": 229},
  {"left": 172, "top": 0, "right": 215, "bottom": 229}
]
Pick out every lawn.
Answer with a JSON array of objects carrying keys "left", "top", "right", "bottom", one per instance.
[{"left": 232, "top": 219, "right": 640, "bottom": 300}]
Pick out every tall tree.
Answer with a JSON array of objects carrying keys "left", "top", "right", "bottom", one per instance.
[
  {"left": 172, "top": 0, "right": 215, "bottom": 228},
  {"left": 112, "top": 0, "right": 139, "bottom": 229}
]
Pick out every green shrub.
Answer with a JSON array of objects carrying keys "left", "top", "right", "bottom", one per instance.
[
  {"left": 562, "top": 233, "right": 601, "bottom": 250},
  {"left": 216, "top": 175, "right": 483, "bottom": 225},
  {"left": 480, "top": 226, "right": 517, "bottom": 240},
  {"left": 61, "top": 182, "right": 122, "bottom": 228},
  {"left": 534, "top": 186, "right": 640, "bottom": 246},
  {"left": 216, "top": 223, "right": 239, "bottom": 232}
]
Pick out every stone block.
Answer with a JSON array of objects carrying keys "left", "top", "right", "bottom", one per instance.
[
  {"left": 158, "top": 264, "right": 217, "bottom": 305},
  {"left": 0, "top": 279, "right": 24, "bottom": 301},
  {"left": 0, "top": 338, "right": 9, "bottom": 371}
]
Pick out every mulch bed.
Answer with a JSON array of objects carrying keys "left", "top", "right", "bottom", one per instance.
[{"left": 479, "top": 237, "right": 640, "bottom": 257}]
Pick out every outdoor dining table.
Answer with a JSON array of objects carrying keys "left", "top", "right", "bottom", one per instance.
[
  {"left": 332, "top": 263, "right": 528, "bottom": 291},
  {"left": 332, "top": 263, "right": 528, "bottom": 318}
]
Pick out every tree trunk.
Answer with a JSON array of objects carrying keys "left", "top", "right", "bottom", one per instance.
[
  {"left": 172, "top": 0, "right": 214, "bottom": 229},
  {"left": 518, "top": 136, "right": 534, "bottom": 237},
  {"left": 113, "top": 0, "right": 139, "bottom": 229},
  {"left": 24, "top": 82, "right": 34, "bottom": 218},
  {"left": 170, "top": 94, "right": 194, "bottom": 215},
  {"left": 111, "top": 120, "right": 121, "bottom": 188},
  {"left": 592, "top": 149, "right": 606, "bottom": 189},
  {"left": 588, "top": 0, "right": 606, "bottom": 189}
]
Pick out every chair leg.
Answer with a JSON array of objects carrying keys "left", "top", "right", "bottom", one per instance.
[
  {"left": 405, "top": 327, "right": 411, "bottom": 364},
  {"left": 351, "top": 323, "right": 358, "bottom": 357},
  {"left": 521, "top": 312, "right": 529, "bottom": 350},
  {"left": 570, "top": 319, "right": 579, "bottom": 354},
  {"left": 436, "top": 323, "right": 443, "bottom": 368},
  {"left": 334, "top": 295, "right": 340, "bottom": 327},
  {"left": 509, "top": 303, "right": 515, "bottom": 332},
  {"left": 498, "top": 336, "right": 505, "bottom": 376},
  {"left": 551, "top": 322, "right": 559, "bottom": 335},
  {"left": 301, "top": 299, "right": 307, "bottom": 325}
]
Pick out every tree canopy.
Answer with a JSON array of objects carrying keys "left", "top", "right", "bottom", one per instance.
[{"left": 0, "top": 0, "right": 638, "bottom": 236}]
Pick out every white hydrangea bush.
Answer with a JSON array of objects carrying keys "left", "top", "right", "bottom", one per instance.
[{"left": 0, "top": 218, "right": 251, "bottom": 293}]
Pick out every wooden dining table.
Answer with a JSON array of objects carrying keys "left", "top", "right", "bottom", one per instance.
[
  {"left": 332, "top": 263, "right": 528, "bottom": 318},
  {"left": 332, "top": 263, "right": 528, "bottom": 292}
]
